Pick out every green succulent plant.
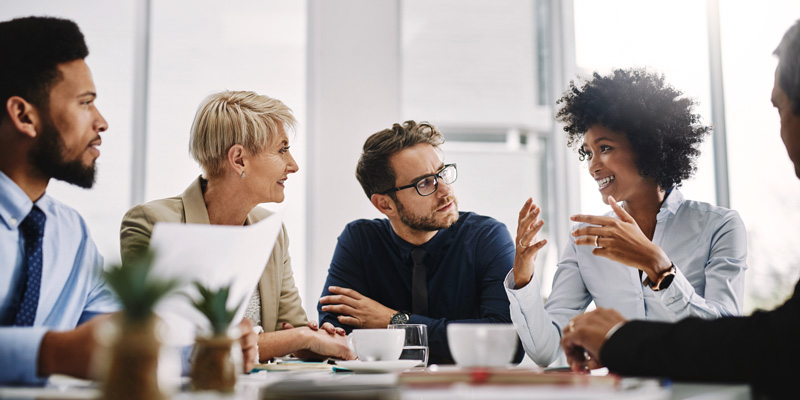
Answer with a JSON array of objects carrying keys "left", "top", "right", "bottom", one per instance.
[
  {"left": 103, "top": 250, "right": 181, "bottom": 322},
  {"left": 190, "top": 282, "right": 241, "bottom": 337}
]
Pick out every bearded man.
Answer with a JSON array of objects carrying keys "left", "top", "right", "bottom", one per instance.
[{"left": 318, "top": 120, "right": 523, "bottom": 365}]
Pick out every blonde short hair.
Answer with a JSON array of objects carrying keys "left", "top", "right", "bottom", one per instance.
[{"left": 189, "top": 90, "right": 296, "bottom": 177}]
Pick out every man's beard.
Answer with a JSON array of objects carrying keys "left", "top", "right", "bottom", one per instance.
[
  {"left": 29, "top": 115, "right": 96, "bottom": 189},
  {"left": 395, "top": 196, "right": 458, "bottom": 232}
]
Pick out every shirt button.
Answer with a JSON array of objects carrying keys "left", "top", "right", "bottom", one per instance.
[{"left": 9, "top": 217, "right": 17, "bottom": 226}]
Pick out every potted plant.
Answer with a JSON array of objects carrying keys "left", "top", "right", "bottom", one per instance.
[
  {"left": 102, "top": 250, "right": 179, "bottom": 400},
  {"left": 189, "top": 282, "right": 242, "bottom": 392}
]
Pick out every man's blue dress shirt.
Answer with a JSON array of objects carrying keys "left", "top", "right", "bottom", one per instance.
[
  {"left": 318, "top": 211, "right": 523, "bottom": 364},
  {"left": 0, "top": 171, "right": 118, "bottom": 384}
]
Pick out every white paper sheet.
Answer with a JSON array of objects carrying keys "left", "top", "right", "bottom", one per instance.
[{"left": 147, "top": 213, "right": 283, "bottom": 346}]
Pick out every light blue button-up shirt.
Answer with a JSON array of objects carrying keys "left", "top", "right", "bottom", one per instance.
[
  {"left": 0, "top": 171, "right": 118, "bottom": 384},
  {"left": 505, "top": 189, "right": 747, "bottom": 367}
]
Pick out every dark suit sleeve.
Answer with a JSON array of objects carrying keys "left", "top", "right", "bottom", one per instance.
[
  {"left": 317, "top": 225, "right": 369, "bottom": 332},
  {"left": 409, "top": 220, "right": 524, "bottom": 364},
  {"left": 601, "top": 282, "right": 800, "bottom": 396}
]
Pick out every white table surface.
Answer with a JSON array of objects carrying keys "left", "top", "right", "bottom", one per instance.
[{"left": 0, "top": 369, "right": 751, "bottom": 400}]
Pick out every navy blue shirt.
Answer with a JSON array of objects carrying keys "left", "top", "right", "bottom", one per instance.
[{"left": 318, "top": 211, "right": 523, "bottom": 364}]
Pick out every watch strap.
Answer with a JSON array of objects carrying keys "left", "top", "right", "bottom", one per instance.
[{"left": 643, "top": 263, "right": 677, "bottom": 291}]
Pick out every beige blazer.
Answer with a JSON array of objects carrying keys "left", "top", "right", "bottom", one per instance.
[{"left": 119, "top": 176, "right": 308, "bottom": 332}]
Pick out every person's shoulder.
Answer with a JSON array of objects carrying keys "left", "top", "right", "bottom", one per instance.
[
  {"left": 456, "top": 211, "right": 503, "bottom": 227},
  {"left": 40, "top": 194, "right": 91, "bottom": 234},
  {"left": 677, "top": 198, "right": 741, "bottom": 222},
  {"left": 124, "top": 195, "right": 184, "bottom": 223},
  {"left": 249, "top": 206, "right": 275, "bottom": 222},
  {"left": 454, "top": 211, "right": 510, "bottom": 236},
  {"left": 339, "top": 218, "right": 393, "bottom": 239},
  {"left": 248, "top": 206, "right": 285, "bottom": 236},
  {"left": 345, "top": 217, "right": 390, "bottom": 229}
]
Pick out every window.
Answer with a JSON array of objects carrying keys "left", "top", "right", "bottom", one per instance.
[
  {"left": 402, "top": 0, "right": 558, "bottom": 281},
  {"left": 719, "top": 1, "right": 800, "bottom": 312}
]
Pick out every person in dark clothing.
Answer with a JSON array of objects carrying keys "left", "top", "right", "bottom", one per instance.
[{"left": 318, "top": 120, "right": 523, "bottom": 364}]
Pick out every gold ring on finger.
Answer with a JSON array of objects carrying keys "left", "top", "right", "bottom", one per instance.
[{"left": 518, "top": 239, "right": 530, "bottom": 249}]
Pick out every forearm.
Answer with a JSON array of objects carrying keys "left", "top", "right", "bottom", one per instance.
[
  {"left": 601, "top": 310, "right": 796, "bottom": 384},
  {"left": 655, "top": 269, "right": 741, "bottom": 319},
  {"left": 505, "top": 273, "right": 567, "bottom": 366},
  {"left": 256, "top": 329, "right": 310, "bottom": 360},
  {"left": 602, "top": 318, "right": 749, "bottom": 381},
  {"left": 38, "top": 330, "right": 93, "bottom": 379},
  {"left": 658, "top": 211, "right": 747, "bottom": 318},
  {"left": 316, "top": 269, "right": 370, "bottom": 333},
  {"left": 0, "top": 327, "right": 48, "bottom": 384}
]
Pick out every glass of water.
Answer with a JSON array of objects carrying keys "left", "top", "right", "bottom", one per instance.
[{"left": 388, "top": 324, "right": 428, "bottom": 367}]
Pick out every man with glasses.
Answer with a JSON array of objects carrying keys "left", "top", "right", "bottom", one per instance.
[{"left": 318, "top": 120, "right": 523, "bottom": 364}]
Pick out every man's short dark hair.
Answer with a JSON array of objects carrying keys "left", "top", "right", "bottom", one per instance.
[
  {"left": 775, "top": 19, "right": 800, "bottom": 116},
  {"left": 0, "top": 16, "right": 88, "bottom": 120},
  {"left": 356, "top": 120, "right": 445, "bottom": 199},
  {"left": 556, "top": 68, "right": 711, "bottom": 189}
]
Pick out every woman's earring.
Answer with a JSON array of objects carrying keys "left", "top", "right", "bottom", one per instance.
[{"left": 241, "top": 171, "right": 245, "bottom": 179}]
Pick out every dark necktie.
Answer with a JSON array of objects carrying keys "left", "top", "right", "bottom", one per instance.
[
  {"left": 410, "top": 247, "right": 428, "bottom": 316},
  {"left": 14, "top": 206, "right": 46, "bottom": 326}
]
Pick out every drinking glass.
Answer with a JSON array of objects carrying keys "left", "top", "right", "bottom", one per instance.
[{"left": 388, "top": 324, "right": 428, "bottom": 366}]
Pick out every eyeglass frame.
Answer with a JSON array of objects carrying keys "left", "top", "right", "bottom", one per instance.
[{"left": 380, "top": 163, "right": 458, "bottom": 197}]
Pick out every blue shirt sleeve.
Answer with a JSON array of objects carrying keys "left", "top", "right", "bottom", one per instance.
[
  {"left": 0, "top": 327, "right": 48, "bottom": 384},
  {"left": 318, "top": 224, "right": 369, "bottom": 329}
]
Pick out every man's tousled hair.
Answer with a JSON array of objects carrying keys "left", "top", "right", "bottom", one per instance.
[{"left": 356, "top": 120, "right": 444, "bottom": 199}]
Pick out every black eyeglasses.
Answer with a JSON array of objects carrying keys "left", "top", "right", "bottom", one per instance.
[{"left": 381, "top": 163, "right": 458, "bottom": 197}]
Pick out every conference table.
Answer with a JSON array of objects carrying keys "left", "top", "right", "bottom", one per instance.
[{"left": 0, "top": 364, "right": 751, "bottom": 400}]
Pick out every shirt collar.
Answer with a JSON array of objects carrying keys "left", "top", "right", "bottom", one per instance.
[
  {"left": 0, "top": 170, "right": 35, "bottom": 230},
  {"left": 656, "top": 187, "right": 683, "bottom": 221}
]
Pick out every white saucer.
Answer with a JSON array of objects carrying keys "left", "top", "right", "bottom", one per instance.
[{"left": 336, "top": 359, "right": 423, "bottom": 373}]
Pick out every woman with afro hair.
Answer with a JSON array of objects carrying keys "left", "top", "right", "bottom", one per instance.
[{"left": 504, "top": 68, "right": 748, "bottom": 367}]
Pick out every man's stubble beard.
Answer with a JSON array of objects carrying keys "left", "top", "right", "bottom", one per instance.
[
  {"left": 395, "top": 196, "right": 459, "bottom": 232},
  {"left": 28, "top": 113, "right": 96, "bottom": 189}
]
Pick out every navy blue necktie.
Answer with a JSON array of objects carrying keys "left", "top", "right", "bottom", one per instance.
[
  {"left": 14, "top": 206, "right": 46, "bottom": 326},
  {"left": 411, "top": 247, "right": 428, "bottom": 316}
]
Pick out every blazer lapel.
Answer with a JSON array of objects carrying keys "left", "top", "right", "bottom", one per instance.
[{"left": 180, "top": 177, "right": 211, "bottom": 224}]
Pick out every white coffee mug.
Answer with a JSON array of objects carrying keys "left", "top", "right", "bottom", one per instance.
[
  {"left": 347, "top": 329, "right": 404, "bottom": 361},
  {"left": 447, "top": 323, "right": 518, "bottom": 367}
]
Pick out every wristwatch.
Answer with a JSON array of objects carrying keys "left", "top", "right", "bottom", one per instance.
[
  {"left": 390, "top": 311, "right": 410, "bottom": 325},
  {"left": 643, "top": 263, "right": 677, "bottom": 291}
]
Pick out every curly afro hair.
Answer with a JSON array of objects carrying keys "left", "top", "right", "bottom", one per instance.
[{"left": 555, "top": 68, "right": 711, "bottom": 189}]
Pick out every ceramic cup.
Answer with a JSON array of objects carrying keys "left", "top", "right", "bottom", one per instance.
[
  {"left": 447, "top": 323, "right": 518, "bottom": 367},
  {"left": 347, "top": 329, "right": 405, "bottom": 361}
]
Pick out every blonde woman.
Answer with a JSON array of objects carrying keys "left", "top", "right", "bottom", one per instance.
[{"left": 120, "top": 91, "right": 354, "bottom": 361}]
